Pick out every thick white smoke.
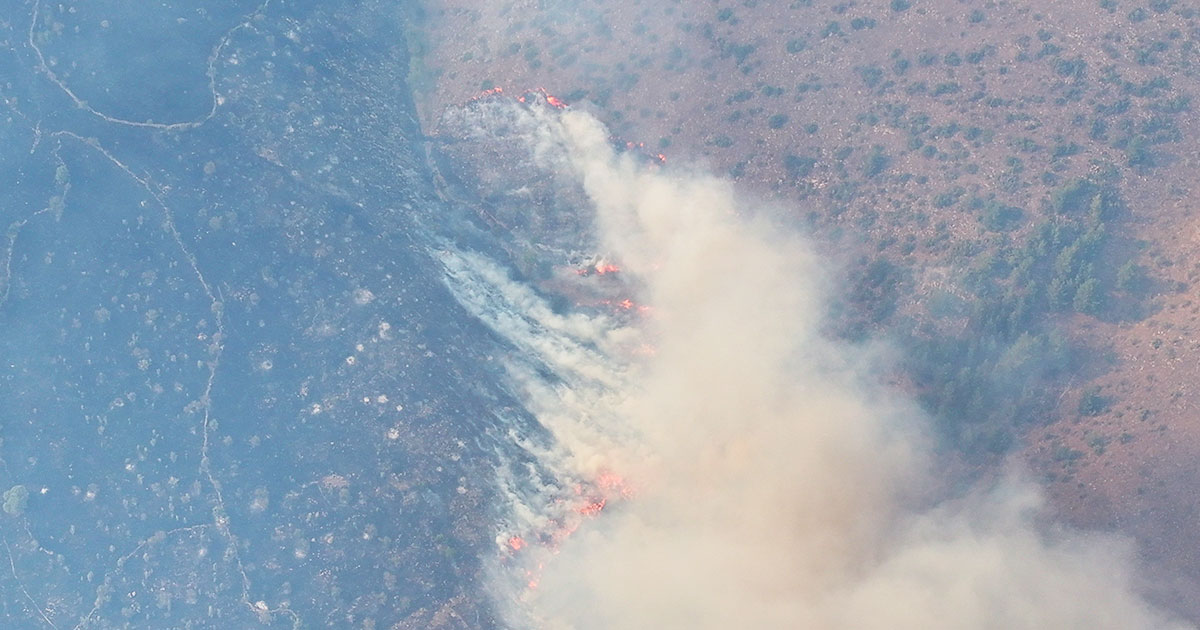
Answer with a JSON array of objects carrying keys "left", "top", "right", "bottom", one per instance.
[{"left": 439, "top": 102, "right": 1189, "bottom": 629}]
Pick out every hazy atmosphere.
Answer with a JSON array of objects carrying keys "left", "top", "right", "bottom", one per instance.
[{"left": 2, "top": 0, "right": 1200, "bottom": 628}]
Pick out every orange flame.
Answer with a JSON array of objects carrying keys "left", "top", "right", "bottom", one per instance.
[
  {"left": 502, "top": 470, "right": 636, "bottom": 592},
  {"left": 596, "top": 470, "right": 628, "bottom": 493},
  {"left": 514, "top": 88, "right": 570, "bottom": 109},
  {"left": 577, "top": 497, "right": 607, "bottom": 516},
  {"left": 574, "top": 469, "right": 635, "bottom": 517},
  {"left": 463, "top": 86, "right": 575, "bottom": 113},
  {"left": 525, "top": 565, "right": 542, "bottom": 590},
  {"left": 470, "top": 86, "right": 504, "bottom": 103},
  {"left": 593, "top": 298, "right": 653, "bottom": 316},
  {"left": 574, "top": 261, "right": 621, "bottom": 276},
  {"left": 610, "top": 132, "right": 669, "bottom": 165}
]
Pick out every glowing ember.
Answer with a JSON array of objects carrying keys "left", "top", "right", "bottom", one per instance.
[
  {"left": 596, "top": 470, "right": 631, "bottom": 494},
  {"left": 592, "top": 297, "right": 653, "bottom": 316},
  {"left": 577, "top": 498, "right": 606, "bottom": 516},
  {"left": 516, "top": 88, "right": 570, "bottom": 109},
  {"left": 501, "top": 470, "right": 635, "bottom": 594},
  {"left": 610, "top": 132, "right": 670, "bottom": 165},
  {"left": 462, "top": 86, "right": 571, "bottom": 112},
  {"left": 573, "top": 469, "right": 634, "bottom": 518},
  {"left": 467, "top": 86, "right": 505, "bottom": 104},
  {"left": 632, "top": 343, "right": 658, "bottom": 357},
  {"left": 576, "top": 261, "right": 622, "bottom": 276}
]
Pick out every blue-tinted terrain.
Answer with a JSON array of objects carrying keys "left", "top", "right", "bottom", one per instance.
[{"left": 0, "top": 1, "right": 507, "bottom": 627}]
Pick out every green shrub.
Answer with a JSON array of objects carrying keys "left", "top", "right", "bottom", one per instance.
[
  {"left": 1079, "top": 387, "right": 1113, "bottom": 416},
  {"left": 821, "top": 21, "right": 843, "bottom": 38},
  {"left": 863, "top": 147, "right": 889, "bottom": 178},
  {"left": 784, "top": 155, "right": 816, "bottom": 178}
]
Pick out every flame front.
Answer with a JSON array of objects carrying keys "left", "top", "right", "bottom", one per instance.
[{"left": 500, "top": 468, "right": 635, "bottom": 595}]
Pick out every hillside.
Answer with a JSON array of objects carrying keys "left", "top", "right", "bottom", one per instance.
[{"left": 407, "top": 0, "right": 1200, "bottom": 608}]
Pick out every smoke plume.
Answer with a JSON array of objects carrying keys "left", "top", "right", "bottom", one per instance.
[{"left": 438, "top": 101, "right": 1188, "bottom": 629}]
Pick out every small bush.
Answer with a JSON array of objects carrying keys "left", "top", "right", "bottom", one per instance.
[{"left": 1079, "top": 387, "right": 1113, "bottom": 416}]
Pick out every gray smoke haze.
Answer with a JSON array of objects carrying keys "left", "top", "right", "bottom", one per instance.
[{"left": 438, "top": 103, "right": 1189, "bottom": 629}]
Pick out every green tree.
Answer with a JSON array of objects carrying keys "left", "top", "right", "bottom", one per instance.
[
  {"left": 1126, "top": 136, "right": 1153, "bottom": 168},
  {"left": 1117, "top": 261, "right": 1147, "bottom": 292},
  {"left": 1073, "top": 277, "right": 1102, "bottom": 314},
  {"left": 3, "top": 485, "right": 29, "bottom": 516},
  {"left": 1048, "top": 276, "right": 1073, "bottom": 311}
]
